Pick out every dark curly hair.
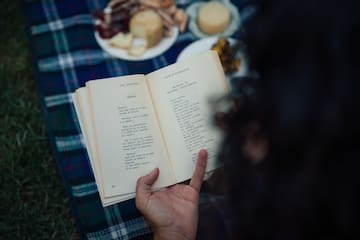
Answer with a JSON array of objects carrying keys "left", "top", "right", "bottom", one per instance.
[{"left": 217, "top": 0, "right": 360, "bottom": 239}]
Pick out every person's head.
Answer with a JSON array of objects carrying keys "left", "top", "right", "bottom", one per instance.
[{"left": 220, "top": 0, "right": 360, "bottom": 238}]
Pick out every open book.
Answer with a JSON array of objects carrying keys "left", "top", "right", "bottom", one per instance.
[{"left": 72, "top": 50, "right": 229, "bottom": 206}]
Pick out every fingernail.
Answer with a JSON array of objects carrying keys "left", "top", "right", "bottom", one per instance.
[{"left": 147, "top": 168, "right": 157, "bottom": 175}]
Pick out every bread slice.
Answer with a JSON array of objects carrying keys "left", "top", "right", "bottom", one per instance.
[
  {"left": 129, "top": 9, "right": 163, "bottom": 48},
  {"left": 109, "top": 32, "right": 133, "bottom": 49}
]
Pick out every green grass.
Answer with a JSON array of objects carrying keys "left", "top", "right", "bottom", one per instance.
[{"left": 0, "top": 1, "right": 79, "bottom": 239}]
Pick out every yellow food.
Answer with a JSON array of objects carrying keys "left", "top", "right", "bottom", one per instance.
[
  {"left": 109, "top": 32, "right": 133, "bottom": 49},
  {"left": 128, "top": 44, "right": 147, "bottom": 57},
  {"left": 198, "top": 2, "right": 230, "bottom": 34},
  {"left": 211, "top": 37, "right": 241, "bottom": 74},
  {"left": 129, "top": 9, "right": 163, "bottom": 48}
]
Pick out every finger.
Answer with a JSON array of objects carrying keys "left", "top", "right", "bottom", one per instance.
[
  {"left": 136, "top": 168, "right": 159, "bottom": 193},
  {"left": 189, "top": 149, "right": 208, "bottom": 192},
  {"left": 136, "top": 168, "right": 159, "bottom": 208}
]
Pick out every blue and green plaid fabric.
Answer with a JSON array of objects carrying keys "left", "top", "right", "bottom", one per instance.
[{"left": 23, "top": 0, "right": 252, "bottom": 239}]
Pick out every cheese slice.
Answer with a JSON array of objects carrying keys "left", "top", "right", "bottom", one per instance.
[
  {"left": 109, "top": 32, "right": 133, "bottom": 49},
  {"left": 128, "top": 44, "right": 147, "bottom": 57}
]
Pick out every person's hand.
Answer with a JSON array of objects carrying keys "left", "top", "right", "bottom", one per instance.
[{"left": 135, "top": 149, "right": 208, "bottom": 240}]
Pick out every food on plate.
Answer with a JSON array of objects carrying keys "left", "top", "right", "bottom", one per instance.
[
  {"left": 93, "top": 0, "right": 136, "bottom": 39},
  {"left": 211, "top": 37, "right": 241, "bottom": 74},
  {"left": 109, "top": 32, "right": 133, "bottom": 49},
  {"left": 93, "top": 0, "right": 189, "bottom": 57},
  {"left": 129, "top": 9, "right": 163, "bottom": 48},
  {"left": 128, "top": 44, "right": 147, "bottom": 56},
  {"left": 173, "top": 8, "right": 188, "bottom": 32},
  {"left": 197, "top": 1, "right": 230, "bottom": 34}
]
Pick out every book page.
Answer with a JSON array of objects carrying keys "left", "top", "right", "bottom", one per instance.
[
  {"left": 87, "top": 75, "right": 175, "bottom": 197},
  {"left": 146, "top": 51, "right": 228, "bottom": 182},
  {"left": 73, "top": 89, "right": 135, "bottom": 206}
]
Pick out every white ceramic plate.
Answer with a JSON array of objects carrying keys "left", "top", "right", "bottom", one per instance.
[
  {"left": 95, "top": 27, "right": 178, "bottom": 61},
  {"left": 177, "top": 36, "right": 249, "bottom": 78}
]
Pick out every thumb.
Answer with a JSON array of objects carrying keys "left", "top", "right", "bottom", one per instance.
[{"left": 136, "top": 168, "right": 159, "bottom": 210}]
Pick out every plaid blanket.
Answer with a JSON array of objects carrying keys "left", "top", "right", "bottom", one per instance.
[{"left": 23, "top": 0, "right": 253, "bottom": 239}]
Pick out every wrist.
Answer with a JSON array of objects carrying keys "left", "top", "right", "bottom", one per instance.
[{"left": 153, "top": 229, "right": 194, "bottom": 240}]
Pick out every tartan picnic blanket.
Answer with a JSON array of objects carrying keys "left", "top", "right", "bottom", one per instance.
[{"left": 22, "top": 0, "right": 253, "bottom": 239}]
